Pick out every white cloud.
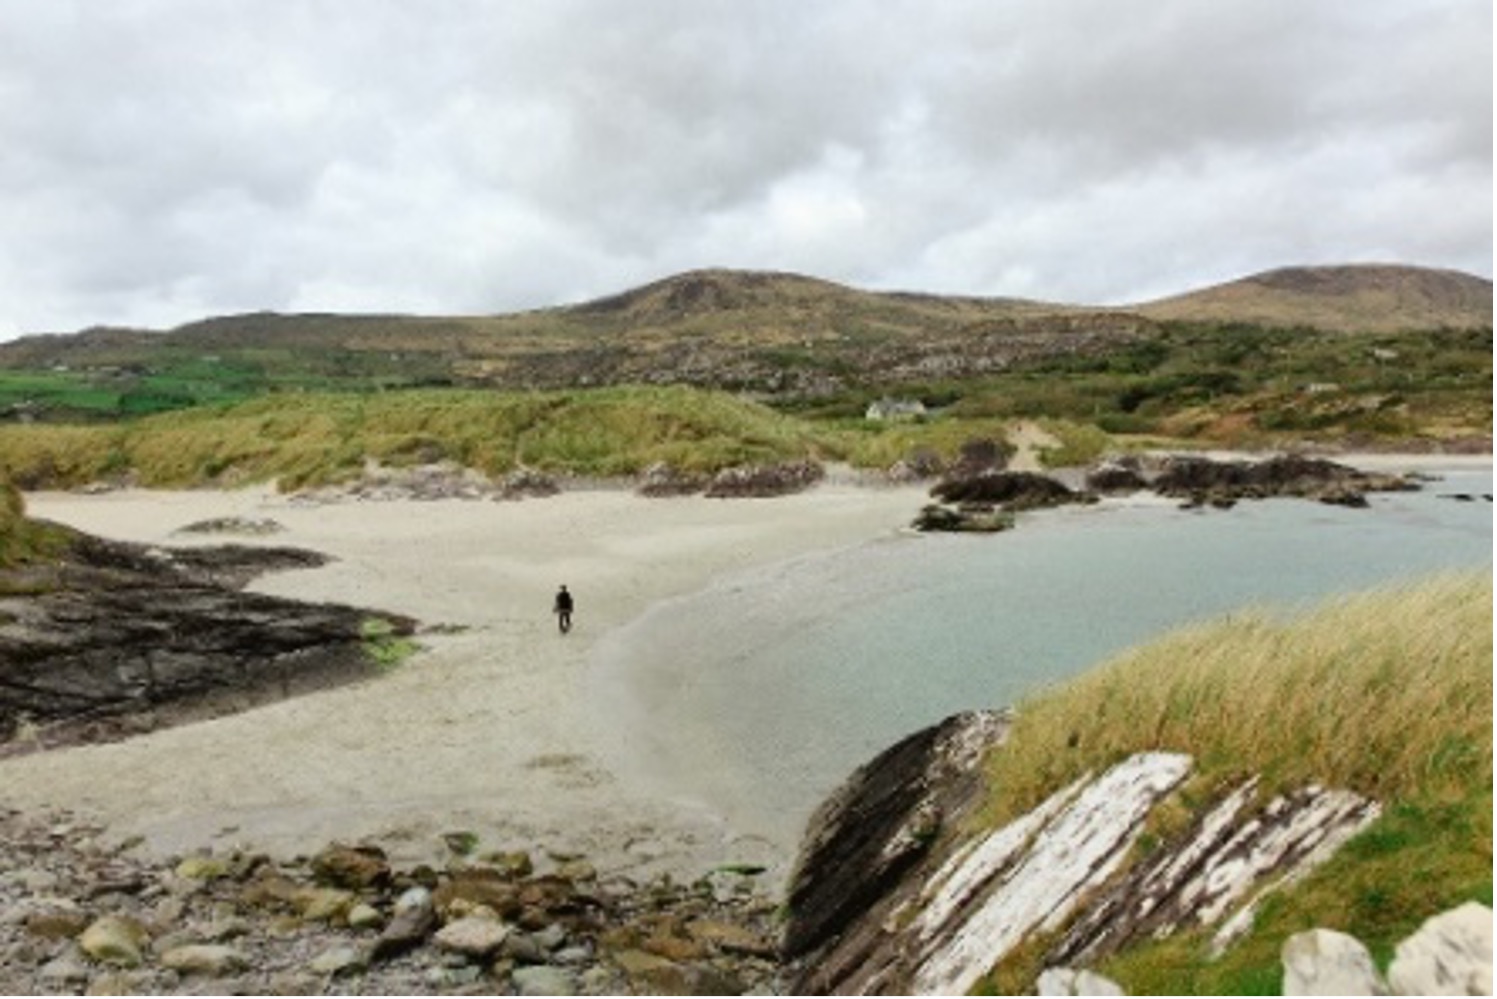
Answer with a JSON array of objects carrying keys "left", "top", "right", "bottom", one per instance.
[{"left": 0, "top": 0, "right": 1488, "bottom": 337}]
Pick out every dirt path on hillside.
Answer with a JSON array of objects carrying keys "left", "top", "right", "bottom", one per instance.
[{"left": 1007, "top": 420, "right": 1062, "bottom": 472}]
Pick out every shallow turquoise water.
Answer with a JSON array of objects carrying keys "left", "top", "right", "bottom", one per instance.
[{"left": 593, "top": 467, "right": 1493, "bottom": 846}]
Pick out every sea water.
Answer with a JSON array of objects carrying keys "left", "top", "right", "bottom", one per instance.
[{"left": 591, "top": 466, "right": 1493, "bottom": 848}]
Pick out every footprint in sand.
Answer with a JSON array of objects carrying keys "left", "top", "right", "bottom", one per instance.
[{"left": 523, "top": 752, "right": 613, "bottom": 789}]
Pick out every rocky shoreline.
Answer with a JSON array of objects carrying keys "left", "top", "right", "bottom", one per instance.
[
  {"left": 0, "top": 808, "right": 784, "bottom": 996},
  {"left": 2, "top": 455, "right": 1488, "bottom": 994},
  {"left": 913, "top": 452, "right": 1433, "bottom": 533},
  {"left": 0, "top": 527, "right": 416, "bottom": 755}
]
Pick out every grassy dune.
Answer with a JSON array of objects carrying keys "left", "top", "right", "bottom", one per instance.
[
  {"left": 981, "top": 574, "right": 1493, "bottom": 994},
  {"left": 0, "top": 387, "right": 841, "bottom": 490},
  {"left": 0, "top": 385, "right": 1089, "bottom": 491}
]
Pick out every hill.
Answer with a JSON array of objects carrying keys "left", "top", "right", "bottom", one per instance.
[
  {"left": 0, "top": 268, "right": 1154, "bottom": 410},
  {"left": 1, "top": 264, "right": 1487, "bottom": 393},
  {"left": 1133, "top": 263, "right": 1493, "bottom": 333},
  {"left": 0, "top": 264, "right": 1487, "bottom": 451}
]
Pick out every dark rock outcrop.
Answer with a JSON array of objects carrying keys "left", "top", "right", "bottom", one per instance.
[
  {"left": 911, "top": 504, "right": 1014, "bottom": 533},
  {"left": 1149, "top": 453, "right": 1417, "bottom": 507},
  {"left": 783, "top": 732, "right": 1385, "bottom": 996},
  {"left": 916, "top": 471, "right": 1089, "bottom": 531},
  {"left": 705, "top": 460, "right": 825, "bottom": 498},
  {"left": 0, "top": 531, "right": 415, "bottom": 752},
  {"left": 930, "top": 470, "right": 1080, "bottom": 510},
  {"left": 1084, "top": 458, "right": 1149, "bottom": 494},
  {"left": 636, "top": 462, "right": 709, "bottom": 497},
  {"left": 781, "top": 710, "right": 1011, "bottom": 989}
]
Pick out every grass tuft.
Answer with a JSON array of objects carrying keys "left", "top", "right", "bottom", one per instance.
[{"left": 978, "top": 573, "right": 1492, "bottom": 994}]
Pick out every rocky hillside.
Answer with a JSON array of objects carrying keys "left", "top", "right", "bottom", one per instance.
[
  {"left": 1134, "top": 263, "right": 1493, "bottom": 333},
  {"left": 0, "top": 265, "right": 1486, "bottom": 410}
]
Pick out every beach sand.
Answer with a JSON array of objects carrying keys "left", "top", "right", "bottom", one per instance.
[{"left": 1, "top": 482, "right": 926, "bottom": 882}]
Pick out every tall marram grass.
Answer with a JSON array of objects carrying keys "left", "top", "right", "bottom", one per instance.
[
  {"left": 986, "top": 574, "right": 1491, "bottom": 815},
  {"left": 0, "top": 386, "right": 833, "bottom": 490},
  {"left": 980, "top": 573, "right": 1492, "bottom": 994}
]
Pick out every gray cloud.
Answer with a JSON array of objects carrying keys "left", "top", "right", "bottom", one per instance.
[{"left": 0, "top": 0, "right": 1489, "bottom": 337}]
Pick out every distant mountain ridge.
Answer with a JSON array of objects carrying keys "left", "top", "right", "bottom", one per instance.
[
  {"left": 7, "top": 262, "right": 1490, "bottom": 352},
  {"left": 1132, "top": 263, "right": 1492, "bottom": 333},
  {"left": 0, "top": 263, "right": 1486, "bottom": 404}
]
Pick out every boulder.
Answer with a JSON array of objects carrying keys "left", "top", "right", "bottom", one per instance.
[
  {"left": 1085, "top": 458, "right": 1149, "bottom": 494},
  {"left": 930, "top": 470, "right": 1080, "bottom": 510},
  {"left": 1037, "top": 967, "right": 1128, "bottom": 995},
  {"left": 1281, "top": 928, "right": 1384, "bottom": 995},
  {"left": 1150, "top": 454, "right": 1416, "bottom": 508},
  {"left": 912, "top": 503, "right": 1014, "bottom": 533},
  {"left": 1386, "top": 901, "right": 1493, "bottom": 996}
]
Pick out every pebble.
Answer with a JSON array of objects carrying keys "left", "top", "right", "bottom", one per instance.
[
  {"left": 307, "top": 943, "right": 367, "bottom": 977},
  {"left": 158, "top": 943, "right": 248, "bottom": 976},
  {"left": 78, "top": 914, "right": 150, "bottom": 967},
  {"left": 433, "top": 915, "right": 510, "bottom": 958},
  {"left": 0, "top": 806, "right": 786, "bottom": 995},
  {"left": 512, "top": 963, "right": 578, "bottom": 995}
]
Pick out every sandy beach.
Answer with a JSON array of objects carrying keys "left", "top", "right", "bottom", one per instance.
[{"left": 1, "top": 482, "right": 927, "bottom": 883}]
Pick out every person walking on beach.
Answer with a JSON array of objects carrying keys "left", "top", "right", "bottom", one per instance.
[{"left": 553, "top": 585, "right": 574, "bottom": 634}]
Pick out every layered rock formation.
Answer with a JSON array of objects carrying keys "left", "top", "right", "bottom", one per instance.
[
  {"left": 783, "top": 713, "right": 1403, "bottom": 996},
  {"left": 0, "top": 529, "right": 414, "bottom": 753}
]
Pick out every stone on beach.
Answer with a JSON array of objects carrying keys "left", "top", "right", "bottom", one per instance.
[{"left": 78, "top": 914, "right": 151, "bottom": 967}]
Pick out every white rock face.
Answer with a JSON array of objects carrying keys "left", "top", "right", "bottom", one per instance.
[
  {"left": 1037, "top": 967, "right": 1128, "bottom": 995},
  {"left": 1386, "top": 901, "right": 1493, "bottom": 996},
  {"left": 1053, "top": 778, "right": 1381, "bottom": 967},
  {"left": 1281, "top": 928, "right": 1385, "bottom": 995},
  {"left": 911, "top": 752, "right": 1191, "bottom": 996}
]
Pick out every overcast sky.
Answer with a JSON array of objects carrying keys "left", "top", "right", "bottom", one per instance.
[{"left": 0, "top": 0, "right": 1490, "bottom": 338}]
